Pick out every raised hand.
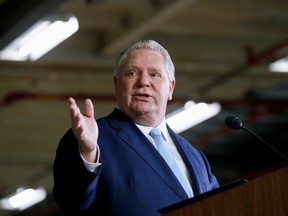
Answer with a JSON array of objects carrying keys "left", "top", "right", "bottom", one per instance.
[{"left": 68, "top": 97, "right": 99, "bottom": 162}]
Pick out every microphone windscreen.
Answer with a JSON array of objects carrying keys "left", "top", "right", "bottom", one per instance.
[{"left": 225, "top": 116, "right": 243, "bottom": 130}]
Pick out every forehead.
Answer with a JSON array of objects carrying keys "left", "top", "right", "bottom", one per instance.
[{"left": 124, "top": 49, "right": 165, "bottom": 66}]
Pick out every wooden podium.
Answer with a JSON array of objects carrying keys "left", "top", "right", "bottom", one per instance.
[{"left": 159, "top": 163, "right": 288, "bottom": 216}]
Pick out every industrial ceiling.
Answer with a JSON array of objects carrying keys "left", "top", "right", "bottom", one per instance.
[{"left": 0, "top": 0, "right": 287, "bottom": 215}]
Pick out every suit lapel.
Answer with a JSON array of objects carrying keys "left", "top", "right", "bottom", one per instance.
[{"left": 107, "top": 109, "right": 189, "bottom": 200}]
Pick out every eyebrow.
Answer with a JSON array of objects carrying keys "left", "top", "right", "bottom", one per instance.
[{"left": 126, "top": 64, "right": 162, "bottom": 72}]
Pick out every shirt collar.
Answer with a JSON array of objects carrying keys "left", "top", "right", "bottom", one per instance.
[{"left": 135, "top": 119, "right": 168, "bottom": 141}]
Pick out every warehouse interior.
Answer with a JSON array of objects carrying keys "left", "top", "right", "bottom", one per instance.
[{"left": 0, "top": 0, "right": 287, "bottom": 215}]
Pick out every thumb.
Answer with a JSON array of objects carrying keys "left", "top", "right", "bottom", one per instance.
[{"left": 84, "top": 98, "right": 94, "bottom": 118}]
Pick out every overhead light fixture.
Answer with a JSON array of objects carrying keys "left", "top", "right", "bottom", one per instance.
[
  {"left": 269, "top": 56, "right": 288, "bottom": 73},
  {"left": 166, "top": 101, "right": 221, "bottom": 134},
  {"left": 0, "top": 187, "right": 47, "bottom": 211},
  {"left": 0, "top": 15, "right": 79, "bottom": 61}
]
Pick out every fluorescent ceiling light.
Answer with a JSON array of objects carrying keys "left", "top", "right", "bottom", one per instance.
[
  {"left": 166, "top": 101, "right": 221, "bottom": 134},
  {"left": 0, "top": 15, "right": 79, "bottom": 61},
  {"left": 0, "top": 187, "right": 47, "bottom": 211},
  {"left": 269, "top": 56, "right": 288, "bottom": 73}
]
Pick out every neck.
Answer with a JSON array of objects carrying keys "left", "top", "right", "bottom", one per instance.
[{"left": 125, "top": 110, "right": 164, "bottom": 127}]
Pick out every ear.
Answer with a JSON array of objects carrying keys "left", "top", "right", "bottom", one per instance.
[{"left": 168, "top": 79, "right": 175, "bottom": 101}]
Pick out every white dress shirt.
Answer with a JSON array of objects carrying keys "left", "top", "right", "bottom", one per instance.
[{"left": 136, "top": 120, "right": 194, "bottom": 197}]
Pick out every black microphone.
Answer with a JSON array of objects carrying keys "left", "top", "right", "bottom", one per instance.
[{"left": 225, "top": 116, "right": 288, "bottom": 161}]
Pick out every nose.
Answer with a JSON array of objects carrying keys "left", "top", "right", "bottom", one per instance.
[{"left": 137, "top": 73, "right": 151, "bottom": 87}]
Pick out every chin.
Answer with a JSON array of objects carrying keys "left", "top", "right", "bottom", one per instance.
[
  {"left": 132, "top": 106, "right": 154, "bottom": 115},
  {"left": 133, "top": 109, "right": 150, "bottom": 115}
]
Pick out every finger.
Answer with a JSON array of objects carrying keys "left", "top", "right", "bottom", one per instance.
[
  {"left": 68, "top": 97, "right": 79, "bottom": 116},
  {"left": 68, "top": 97, "right": 82, "bottom": 126},
  {"left": 68, "top": 97, "right": 75, "bottom": 105},
  {"left": 84, "top": 98, "right": 94, "bottom": 118},
  {"left": 68, "top": 97, "right": 76, "bottom": 114}
]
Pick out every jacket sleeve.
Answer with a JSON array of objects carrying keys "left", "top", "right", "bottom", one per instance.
[{"left": 53, "top": 129, "right": 99, "bottom": 214}]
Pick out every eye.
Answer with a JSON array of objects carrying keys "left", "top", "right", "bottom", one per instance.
[
  {"left": 125, "top": 70, "right": 138, "bottom": 77},
  {"left": 151, "top": 72, "right": 162, "bottom": 78}
]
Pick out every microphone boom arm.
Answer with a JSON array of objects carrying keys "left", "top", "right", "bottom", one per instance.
[
  {"left": 241, "top": 126, "right": 288, "bottom": 161},
  {"left": 225, "top": 116, "right": 288, "bottom": 161}
]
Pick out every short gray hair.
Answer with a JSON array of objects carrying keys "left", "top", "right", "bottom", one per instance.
[{"left": 114, "top": 40, "right": 175, "bottom": 81}]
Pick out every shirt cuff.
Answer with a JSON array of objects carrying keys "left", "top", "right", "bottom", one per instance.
[{"left": 79, "top": 145, "right": 101, "bottom": 174}]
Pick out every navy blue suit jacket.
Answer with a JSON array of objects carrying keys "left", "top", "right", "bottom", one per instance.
[{"left": 53, "top": 108, "right": 219, "bottom": 215}]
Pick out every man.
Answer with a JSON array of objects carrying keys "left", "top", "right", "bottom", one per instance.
[{"left": 53, "top": 40, "right": 219, "bottom": 216}]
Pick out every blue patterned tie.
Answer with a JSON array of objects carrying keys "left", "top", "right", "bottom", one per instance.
[{"left": 149, "top": 128, "right": 193, "bottom": 197}]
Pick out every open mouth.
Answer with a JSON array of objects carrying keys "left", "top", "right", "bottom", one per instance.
[
  {"left": 137, "top": 93, "right": 150, "bottom": 97},
  {"left": 134, "top": 93, "right": 151, "bottom": 100}
]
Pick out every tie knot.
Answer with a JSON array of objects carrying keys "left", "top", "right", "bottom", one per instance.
[{"left": 149, "top": 128, "right": 162, "bottom": 138}]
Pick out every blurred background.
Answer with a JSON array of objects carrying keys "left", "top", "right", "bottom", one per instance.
[{"left": 0, "top": 0, "right": 287, "bottom": 215}]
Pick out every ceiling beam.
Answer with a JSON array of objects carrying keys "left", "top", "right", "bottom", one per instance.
[{"left": 101, "top": 0, "right": 199, "bottom": 55}]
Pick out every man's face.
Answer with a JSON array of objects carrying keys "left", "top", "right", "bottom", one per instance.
[{"left": 114, "top": 49, "right": 175, "bottom": 126}]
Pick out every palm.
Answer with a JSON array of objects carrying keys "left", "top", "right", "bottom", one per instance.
[
  {"left": 78, "top": 113, "right": 98, "bottom": 150},
  {"left": 69, "top": 97, "right": 98, "bottom": 157}
]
